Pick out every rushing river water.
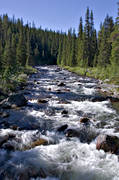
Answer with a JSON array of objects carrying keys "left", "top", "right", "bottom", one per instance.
[{"left": 0, "top": 66, "right": 119, "bottom": 180}]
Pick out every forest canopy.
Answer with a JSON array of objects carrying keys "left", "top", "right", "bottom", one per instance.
[{"left": 0, "top": 2, "right": 119, "bottom": 90}]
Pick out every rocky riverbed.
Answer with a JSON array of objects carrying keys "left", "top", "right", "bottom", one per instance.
[{"left": 0, "top": 66, "right": 119, "bottom": 180}]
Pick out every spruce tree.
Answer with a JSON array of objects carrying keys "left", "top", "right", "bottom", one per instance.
[
  {"left": 98, "top": 15, "right": 114, "bottom": 67},
  {"left": 26, "top": 29, "right": 33, "bottom": 66},
  {"left": 61, "top": 35, "right": 67, "bottom": 66},
  {"left": 70, "top": 29, "right": 77, "bottom": 66},
  {"left": 57, "top": 40, "right": 62, "bottom": 65},
  {"left": 110, "top": 2, "right": 119, "bottom": 75},
  {"left": 16, "top": 29, "right": 26, "bottom": 66},
  {"left": 77, "top": 17, "right": 84, "bottom": 66}
]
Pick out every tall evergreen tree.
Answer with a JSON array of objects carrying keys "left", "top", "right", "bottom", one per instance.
[
  {"left": 110, "top": 2, "right": 119, "bottom": 75},
  {"left": 16, "top": 29, "right": 26, "bottom": 66},
  {"left": 77, "top": 17, "right": 84, "bottom": 66},
  {"left": 70, "top": 29, "right": 77, "bottom": 66},
  {"left": 98, "top": 15, "right": 114, "bottom": 67}
]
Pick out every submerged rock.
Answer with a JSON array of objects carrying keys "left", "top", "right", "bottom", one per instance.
[
  {"left": 96, "top": 134, "right": 119, "bottom": 154},
  {"left": 10, "top": 125, "right": 20, "bottom": 130},
  {"left": 90, "top": 96, "right": 107, "bottom": 102},
  {"left": 0, "top": 112, "right": 10, "bottom": 118},
  {"left": 57, "top": 124, "right": 68, "bottom": 132},
  {"left": 0, "top": 135, "right": 9, "bottom": 147},
  {"left": 2, "top": 143, "right": 15, "bottom": 151},
  {"left": 58, "top": 99, "right": 71, "bottom": 104},
  {"left": 27, "top": 138, "right": 48, "bottom": 150},
  {"left": 65, "top": 127, "right": 98, "bottom": 143},
  {"left": 45, "top": 108, "right": 55, "bottom": 116}
]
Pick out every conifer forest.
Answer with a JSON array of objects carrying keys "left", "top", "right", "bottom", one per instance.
[
  {"left": 0, "top": 2, "right": 119, "bottom": 180},
  {"left": 0, "top": 2, "right": 119, "bottom": 91}
]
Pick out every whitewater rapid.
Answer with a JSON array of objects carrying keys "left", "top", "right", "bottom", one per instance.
[{"left": 0, "top": 66, "right": 119, "bottom": 180}]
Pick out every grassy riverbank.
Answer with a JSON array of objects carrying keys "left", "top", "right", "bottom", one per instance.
[
  {"left": 0, "top": 66, "right": 37, "bottom": 95},
  {"left": 62, "top": 66, "right": 119, "bottom": 95},
  {"left": 63, "top": 66, "right": 119, "bottom": 84}
]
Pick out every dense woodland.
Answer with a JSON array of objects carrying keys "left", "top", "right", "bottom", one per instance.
[{"left": 0, "top": 2, "right": 119, "bottom": 91}]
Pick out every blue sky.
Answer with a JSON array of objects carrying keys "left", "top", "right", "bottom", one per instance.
[{"left": 0, "top": 0, "right": 118, "bottom": 32}]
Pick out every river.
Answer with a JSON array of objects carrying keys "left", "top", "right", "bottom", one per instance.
[{"left": 0, "top": 66, "right": 119, "bottom": 180}]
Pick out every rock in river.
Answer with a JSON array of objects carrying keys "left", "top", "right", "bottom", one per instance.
[
  {"left": 61, "top": 110, "right": 68, "bottom": 115},
  {"left": 96, "top": 134, "right": 119, "bottom": 154},
  {"left": 57, "top": 124, "right": 68, "bottom": 132},
  {"left": 80, "top": 117, "right": 90, "bottom": 124},
  {"left": 65, "top": 127, "right": 98, "bottom": 143},
  {"left": 37, "top": 99, "right": 48, "bottom": 104},
  {"left": 57, "top": 82, "right": 65, "bottom": 87},
  {"left": 1, "top": 93, "right": 27, "bottom": 108}
]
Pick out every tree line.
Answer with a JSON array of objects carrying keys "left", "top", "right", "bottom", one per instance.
[
  {"left": 0, "top": 15, "right": 61, "bottom": 81},
  {"left": 0, "top": 2, "right": 119, "bottom": 83},
  {"left": 57, "top": 3, "right": 119, "bottom": 79}
]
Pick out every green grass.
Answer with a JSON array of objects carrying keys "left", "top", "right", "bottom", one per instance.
[
  {"left": 0, "top": 66, "right": 37, "bottom": 94},
  {"left": 23, "top": 65, "right": 38, "bottom": 75},
  {"left": 61, "top": 65, "right": 119, "bottom": 85}
]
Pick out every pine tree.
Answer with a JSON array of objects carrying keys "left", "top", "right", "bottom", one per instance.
[
  {"left": 57, "top": 39, "right": 62, "bottom": 65},
  {"left": 61, "top": 35, "right": 67, "bottom": 66},
  {"left": 77, "top": 17, "right": 84, "bottom": 66},
  {"left": 84, "top": 7, "right": 90, "bottom": 66},
  {"left": 3, "top": 38, "right": 14, "bottom": 74},
  {"left": 26, "top": 29, "right": 33, "bottom": 66},
  {"left": 0, "top": 41, "right": 3, "bottom": 73},
  {"left": 110, "top": 2, "right": 119, "bottom": 75},
  {"left": 98, "top": 15, "right": 114, "bottom": 67},
  {"left": 16, "top": 29, "right": 26, "bottom": 66},
  {"left": 70, "top": 29, "right": 77, "bottom": 66},
  {"left": 116, "top": 2, "right": 119, "bottom": 26}
]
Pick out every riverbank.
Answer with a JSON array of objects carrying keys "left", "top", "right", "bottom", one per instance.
[
  {"left": 62, "top": 66, "right": 119, "bottom": 98},
  {"left": 0, "top": 66, "right": 37, "bottom": 100}
]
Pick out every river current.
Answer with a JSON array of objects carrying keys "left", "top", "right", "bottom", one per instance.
[{"left": 0, "top": 66, "right": 119, "bottom": 180}]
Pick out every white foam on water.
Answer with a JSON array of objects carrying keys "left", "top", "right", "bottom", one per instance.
[
  {"left": 27, "top": 109, "right": 44, "bottom": 118},
  {"left": 28, "top": 99, "right": 38, "bottom": 105},
  {"left": 82, "top": 87, "right": 96, "bottom": 95},
  {"left": 49, "top": 99, "right": 115, "bottom": 116},
  {"left": 71, "top": 100, "right": 115, "bottom": 115},
  {"left": 1, "top": 140, "right": 118, "bottom": 180}
]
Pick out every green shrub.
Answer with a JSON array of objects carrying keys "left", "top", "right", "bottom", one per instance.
[{"left": 17, "top": 74, "right": 28, "bottom": 83}]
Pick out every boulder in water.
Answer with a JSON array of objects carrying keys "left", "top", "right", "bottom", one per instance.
[
  {"left": 65, "top": 129, "right": 79, "bottom": 138},
  {"left": 91, "top": 96, "right": 107, "bottom": 102},
  {"left": 61, "top": 110, "right": 68, "bottom": 115},
  {"left": 37, "top": 99, "right": 48, "bottom": 104},
  {"left": 96, "top": 134, "right": 119, "bottom": 154},
  {"left": 65, "top": 127, "right": 98, "bottom": 143},
  {"left": 58, "top": 99, "right": 70, "bottom": 104},
  {"left": 2, "top": 142, "right": 15, "bottom": 151},
  {"left": 30, "top": 138, "right": 48, "bottom": 149},
  {"left": 80, "top": 117, "right": 90, "bottom": 124},
  {"left": 57, "top": 124, "right": 68, "bottom": 132},
  {"left": 1, "top": 93, "right": 27, "bottom": 108},
  {"left": 58, "top": 82, "right": 65, "bottom": 87},
  {"left": 0, "top": 135, "right": 9, "bottom": 147}
]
